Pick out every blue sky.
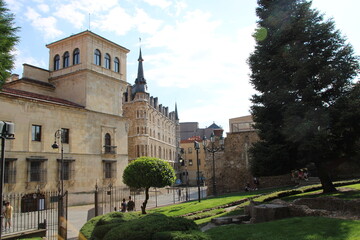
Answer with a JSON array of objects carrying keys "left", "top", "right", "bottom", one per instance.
[{"left": 6, "top": 0, "right": 360, "bottom": 133}]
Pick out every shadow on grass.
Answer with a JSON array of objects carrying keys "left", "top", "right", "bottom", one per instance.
[
  {"left": 284, "top": 188, "right": 360, "bottom": 201},
  {"left": 205, "top": 217, "right": 360, "bottom": 240}
]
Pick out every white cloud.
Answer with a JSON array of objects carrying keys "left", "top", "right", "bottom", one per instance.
[
  {"left": 134, "top": 8, "right": 163, "bottom": 34},
  {"left": 4, "top": 0, "right": 23, "bottom": 12},
  {"left": 12, "top": 48, "right": 47, "bottom": 76},
  {"left": 54, "top": 4, "right": 85, "bottom": 29},
  {"left": 38, "top": 4, "right": 49, "bottom": 13},
  {"left": 25, "top": 7, "right": 62, "bottom": 40},
  {"left": 92, "top": 6, "right": 163, "bottom": 36},
  {"left": 143, "top": 0, "right": 171, "bottom": 9},
  {"left": 92, "top": 6, "right": 135, "bottom": 35}
]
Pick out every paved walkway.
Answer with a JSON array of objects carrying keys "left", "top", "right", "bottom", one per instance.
[{"left": 66, "top": 187, "right": 207, "bottom": 239}]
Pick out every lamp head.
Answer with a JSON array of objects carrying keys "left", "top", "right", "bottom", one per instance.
[{"left": 52, "top": 142, "right": 59, "bottom": 149}]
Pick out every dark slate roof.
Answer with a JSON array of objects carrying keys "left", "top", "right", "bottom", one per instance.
[
  {"left": 1, "top": 88, "right": 84, "bottom": 108},
  {"left": 175, "top": 103, "right": 179, "bottom": 121},
  {"left": 131, "top": 48, "right": 148, "bottom": 98},
  {"left": 208, "top": 122, "right": 221, "bottom": 129}
]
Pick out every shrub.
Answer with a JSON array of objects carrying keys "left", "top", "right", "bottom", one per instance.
[
  {"left": 79, "top": 212, "right": 142, "bottom": 240},
  {"left": 79, "top": 215, "right": 103, "bottom": 240},
  {"left": 103, "top": 213, "right": 199, "bottom": 240}
]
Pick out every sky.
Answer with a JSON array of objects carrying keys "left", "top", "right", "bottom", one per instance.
[{"left": 5, "top": 0, "right": 360, "bottom": 134}]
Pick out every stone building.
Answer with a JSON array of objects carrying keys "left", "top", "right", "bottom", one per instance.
[
  {"left": 178, "top": 136, "right": 206, "bottom": 186},
  {"left": 123, "top": 49, "right": 179, "bottom": 165},
  {"left": 180, "top": 122, "right": 222, "bottom": 140},
  {"left": 204, "top": 115, "right": 260, "bottom": 195},
  {"left": 0, "top": 31, "right": 129, "bottom": 205}
]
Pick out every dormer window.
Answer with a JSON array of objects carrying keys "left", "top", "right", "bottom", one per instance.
[
  {"left": 114, "top": 57, "right": 120, "bottom": 73},
  {"left": 94, "top": 49, "right": 101, "bottom": 66},
  {"left": 105, "top": 53, "right": 111, "bottom": 69},
  {"left": 73, "top": 48, "right": 80, "bottom": 65},
  {"left": 54, "top": 55, "right": 60, "bottom": 70},
  {"left": 63, "top": 51, "right": 70, "bottom": 68}
]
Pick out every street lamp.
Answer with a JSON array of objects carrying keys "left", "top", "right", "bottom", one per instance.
[
  {"left": 202, "top": 132, "right": 225, "bottom": 196},
  {"left": 194, "top": 141, "right": 201, "bottom": 202},
  {"left": 0, "top": 121, "right": 15, "bottom": 238},
  {"left": 51, "top": 129, "right": 67, "bottom": 240},
  {"left": 52, "top": 129, "right": 64, "bottom": 197}
]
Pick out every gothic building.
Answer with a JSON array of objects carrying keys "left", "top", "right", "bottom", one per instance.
[{"left": 123, "top": 49, "right": 180, "bottom": 166}]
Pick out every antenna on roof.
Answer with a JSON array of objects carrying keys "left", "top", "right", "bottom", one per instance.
[{"left": 88, "top": 13, "right": 91, "bottom": 30}]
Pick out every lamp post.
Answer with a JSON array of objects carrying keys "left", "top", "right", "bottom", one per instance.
[
  {"left": 194, "top": 141, "right": 201, "bottom": 202},
  {"left": 179, "top": 148, "right": 189, "bottom": 201},
  {"left": 52, "top": 130, "right": 64, "bottom": 197},
  {"left": 51, "top": 129, "right": 66, "bottom": 240},
  {"left": 0, "top": 121, "right": 15, "bottom": 238},
  {"left": 202, "top": 132, "right": 225, "bottom": 196}
]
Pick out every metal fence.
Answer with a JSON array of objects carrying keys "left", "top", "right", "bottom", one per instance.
[
  {"left": 95, "top": 185, "right": 207, "bottom": 215},
  {"left": 1, "top": 190, "right": 66, "bottom": 240}
]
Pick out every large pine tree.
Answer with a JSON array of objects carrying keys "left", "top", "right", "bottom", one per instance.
[
  {"left": 0, "top": 0, "right": 19, "bottom": 88},
  {"left": 249, "top": 0, "right": 359, "bottom": 192}
]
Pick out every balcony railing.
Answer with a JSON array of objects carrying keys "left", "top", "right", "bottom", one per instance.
[{"left": 103, "top": 145, "right": 117, "bottom": 154}]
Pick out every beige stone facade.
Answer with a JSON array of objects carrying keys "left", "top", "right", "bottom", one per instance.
[
  {"left": 229, "top": 115, "right": 254, "bottom": 133},
  {"left": 0, "top": 31, "right": 129, "bottom": 205},
  {"left": 123, "top": 50, "right": 179, "bottom": 166},
  {"left": 179, "top": 137, "right": 206, "bottom": 186}
]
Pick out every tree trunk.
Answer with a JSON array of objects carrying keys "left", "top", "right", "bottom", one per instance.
[
  {"left": 141, "top": 187, "right": 149, "bottom": 214},
  {"left": 315, "top": 162, "right": 337, "bottom": 193}
]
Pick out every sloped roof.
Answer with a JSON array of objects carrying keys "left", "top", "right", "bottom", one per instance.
[
  {"left": 208, "top": 122, "right": 221, "bottom": 129},
  {"left": 1, "top": 88, "right": 84, "bottom": 108}
]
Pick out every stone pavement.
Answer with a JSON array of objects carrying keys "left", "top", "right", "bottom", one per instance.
[{"left": 66, "top": 186, "right": 207, "bottom": 239}]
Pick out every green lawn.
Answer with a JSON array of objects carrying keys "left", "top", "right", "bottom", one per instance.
[
  {"left": 81, "top": 180, "right": 360, "bottom": 239},
  {"left": 284, "top": 183, "right": 360, "bottom": 201},
  {"left": 205, "top": 217, "right": 360, "bottom": 240},
  {"left": 148, "top": 187, "right": 290, "bottom": 217}
]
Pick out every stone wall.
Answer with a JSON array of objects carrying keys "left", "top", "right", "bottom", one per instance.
[
  {"left": 254, "top": 174, "right": 293, "bottom": 189},
  {"left": 204, "top": 131, "right": 295, "bottom": 196},
  {"left": 205, "top": 131, "right": 259, "bottom": 195}
]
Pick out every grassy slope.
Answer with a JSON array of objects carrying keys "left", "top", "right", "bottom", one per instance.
[{"left": 206, "top": 217, "right": 360, "bottom": 240}]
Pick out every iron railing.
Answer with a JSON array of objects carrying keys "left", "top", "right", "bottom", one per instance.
[{"left": 1, "top": 190, "right": 66, "bottom": 240}]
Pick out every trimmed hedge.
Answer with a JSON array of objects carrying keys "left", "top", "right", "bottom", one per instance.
[{"left": 103, "top": 213, "right": 199, "bottom": 240}]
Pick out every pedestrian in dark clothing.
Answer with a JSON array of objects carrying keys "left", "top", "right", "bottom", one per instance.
[
  {"left": 127, "top": 196, "right": 135, "bottom": 211},
  {"left": 121, "top": 198, "right": 127, "bottom": 212}
]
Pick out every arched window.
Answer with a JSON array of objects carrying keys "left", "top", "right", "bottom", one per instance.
[
  {"left": 73, "top": 48, "right": 80, "bottom": 65},
  {"left": 54, "top": 55, "right": 60, "bottom": 70},
  {"left": 105, "top": 53, "right": 111, "bottom": 69},
  {"left": 104, "top": 133, "right": 111, "bottom": 153},
  {"left": 63, "top": 51, "right": 70, "bottom": 68},
  {"left": 114, "top": 57, "right": 120, "bottom": 72},
  {"left": 94, "top": 49, "right": 101, "bottom": 66}
]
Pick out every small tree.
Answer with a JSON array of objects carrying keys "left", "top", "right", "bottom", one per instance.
[
  {"left": 123, "top": 157, "right": 175, "bottom": 214},
  {"left": 0, "top": 0, "right": 19, "bottom": 88}
]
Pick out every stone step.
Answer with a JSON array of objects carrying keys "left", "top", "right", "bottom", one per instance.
[{"left": 211, "top": 214, "right": 251, "bottom": 225}]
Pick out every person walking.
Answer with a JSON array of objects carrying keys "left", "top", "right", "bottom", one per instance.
[{"left": 3, "top": 202, "right": 13, "bottom": 231}]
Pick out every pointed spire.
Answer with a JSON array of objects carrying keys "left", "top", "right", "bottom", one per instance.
[
  {"left": 175, "top": 102, "right": 179, "bottom": 121},
  {"left": 135, "top": 48, "right": 146, "bottom": 85}
]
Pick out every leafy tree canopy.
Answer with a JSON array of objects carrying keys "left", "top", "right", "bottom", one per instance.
[
  {"left": 0, "top": 0, "right": 19, "bottom": 88},
  {"left": 249, "top": 0, "right": 360, "bottom": 192},
  {"left": 123, "top": 157, "right": 175, "bottom": 213}
]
